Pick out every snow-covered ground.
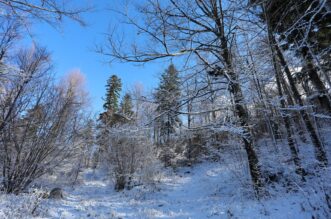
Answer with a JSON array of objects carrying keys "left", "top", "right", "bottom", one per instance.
[
  {"left": 1, "top": 157, "right": 330, "bottom": 219},
  {"left": 1, "top": 127, "right": 331, "bottom": 219}
]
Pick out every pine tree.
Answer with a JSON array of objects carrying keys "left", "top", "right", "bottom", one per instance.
[
  {"left": 155, "top": 64, "right": 181, "bottom": 143},
  {"left": 120, "top": 93, "right": 134, "bottom": 118},
  {"left": 103, "top": 75, "right": 122, "bottom": 112}
]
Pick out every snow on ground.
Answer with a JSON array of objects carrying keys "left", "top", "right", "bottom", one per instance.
[
  {"left": 1, "top": 157, "right": 329, "bottom": 219},
  {"left": 1, "top": 128, "right": 331, "bottom": 219}
]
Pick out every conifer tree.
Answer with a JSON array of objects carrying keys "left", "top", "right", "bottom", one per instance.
[
  {"left": 155, "top": 64, "right": 181, "bottom": 143},
  {"left": 103, "top": 75, "right": 122, "bottom": 112}
]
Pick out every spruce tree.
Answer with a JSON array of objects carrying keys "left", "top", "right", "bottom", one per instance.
[
  {"left": 155, "top": 64, "right": 181, "bottom": 143},
  {"left": 103, "top": 75, "right": 122, "bottom": 112}
]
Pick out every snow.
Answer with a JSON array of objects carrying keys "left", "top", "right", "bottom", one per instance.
[
  {"left": 1, "top": 154, "right": 329, "bottom": 219},
  {"left": 1, "top": 127, "right": 330, "bottom": 219}
]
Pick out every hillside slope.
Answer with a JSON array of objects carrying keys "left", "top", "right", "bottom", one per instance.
[{"left": 2, "top": 156, "right": 329, "bottom": 219}]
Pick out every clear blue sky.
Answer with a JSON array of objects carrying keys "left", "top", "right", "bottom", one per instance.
[{"left": 22, "top": 0, "right": 169, "bottom": 114}]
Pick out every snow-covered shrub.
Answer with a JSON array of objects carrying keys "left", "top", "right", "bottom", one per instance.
[
  {"left": 183, "top": 128, "right": 233, "bottom": 164},
  {"left": 100, "top": 125, "right": 157, "bottom": 190},
  {"left": 0, "top": 189, "right": 48, "bottom": 218},
  {"left": 184, "top": 130, "right": 207, "bottom": 162}
]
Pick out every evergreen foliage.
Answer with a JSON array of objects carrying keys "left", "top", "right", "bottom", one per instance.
[
  {"left": 155, "top": 64, "right": 181, "bottom": 143},
  {"left": 103, "top": 75, "right": 122, "bottom": 112}
]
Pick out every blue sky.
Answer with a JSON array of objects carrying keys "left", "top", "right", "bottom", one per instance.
[{"left": 21, "top": 0, "right": 169, "bottom": 114}]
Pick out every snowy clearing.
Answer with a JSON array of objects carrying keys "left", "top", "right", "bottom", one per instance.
[{"left": 1, "top": 159, "right": 329, "bottom": 219}]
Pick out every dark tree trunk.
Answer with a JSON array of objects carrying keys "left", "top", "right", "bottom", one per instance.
[
  {"left": 275, "top": 43, "right": 328, "bottom": 166},
  {"left": 279, "top": 73, "right": 308, "bottom": 143},
  {"left": 301, "top": 46, "right": 331, "bottom": 114},
  {"left": 225, "top": 58, "right": 263, "bottom": 194},
  {"left": 215, "top": 3, "right": 263, "bottom": 193},
  {"left": 279, "top": 76, "right": 307, "bottom": 143},
  {"left": 115, "top": 175, "right": 126, "bottom": 191},
  {"left": 227, "top": 71, "right": 263, "bottom": 192},
  {"left": 268, "top": 29, "right": 305, "bottom": 177}
]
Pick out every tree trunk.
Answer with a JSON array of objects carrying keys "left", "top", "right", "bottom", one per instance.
[
  {"left": 267, "top": 29, "right": 305, "bottom": 177},
  {"left": 245, "top": 36, "right": 278, "bottom": 146},
  {"left": 277, "top": 74, "right": 308, "bottom": 143},
  {"left": 280, "top": 72, "right": 307, "bottom": 143},
  {"left": 301, "top": 46, "right": 331, "bottom": 114},
  {"left": 115, "top": 175, "right": 126, "bottom": 191},
  {"left": 274, "top": 43, "right": 328, "bottom": 166},
  {"left": 216, "top": 2, "right": 263, "bottom": 194},
  {"left": 226, "top": 70, "right": 263, "bottom": 192}
]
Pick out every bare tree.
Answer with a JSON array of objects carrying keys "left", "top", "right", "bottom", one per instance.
[
  {"left": 99, "top": 0, "right": 264, "bottom": 195},
  {"left": 0, "top": 46, "right": 50, "bottom": 133},
  {"left": 100, "top": 125, "right": 157, "bottom": 191},
  {"left": 0, "top": 46, "right": 88, "bottom": 194},
  {"left": 0, "top": 0, "right": 91, "bottom": 27},
  {"left": 0, "top": 16, "right": 21, "bottom": 61}
]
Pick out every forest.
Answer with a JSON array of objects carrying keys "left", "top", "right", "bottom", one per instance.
[{"left": 0, "top": 0, "right": 330, "bottom": 218}]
